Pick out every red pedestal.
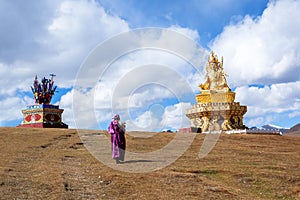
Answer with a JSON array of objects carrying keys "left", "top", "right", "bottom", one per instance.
[{"left": 17, "top": 104, "right": 68, "bottom": 129}]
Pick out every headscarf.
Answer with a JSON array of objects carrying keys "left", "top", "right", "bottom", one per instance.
[{"left": 113, "top": 114, "right": 120, "bottom": 120}]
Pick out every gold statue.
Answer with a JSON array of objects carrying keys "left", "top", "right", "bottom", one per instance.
[
  {"left": 221, "top": 119, "right": 233, "bottom": 131},
  {"left": 186, "top": 51, "right": 248, "bottom": 133},
  {"left": 199, "top": 51, "right": 230, "bottom": 91}
]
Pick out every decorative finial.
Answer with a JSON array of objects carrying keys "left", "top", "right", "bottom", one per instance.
[
  {"left": 209, "top": 51, "right": 218, "bottom": 63},
  {"left": 31, "top": 74, "right": 57, "bottom": 104}
]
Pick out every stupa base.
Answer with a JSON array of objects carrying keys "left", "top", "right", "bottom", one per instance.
[
  {"left": 17, "top": 122, "right": 68, "bottom": 129},
  {"left": 17, "top": 104, "right": 68, "bottom": 129}
]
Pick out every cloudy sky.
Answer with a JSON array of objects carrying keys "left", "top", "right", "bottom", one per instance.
[{"left": 1, "top": 0, "right": 299, "bottom": 131}]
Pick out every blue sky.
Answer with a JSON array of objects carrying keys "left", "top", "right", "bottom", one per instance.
[
  {"left": 0, "top": 0, "right": 300, "bottom": 131},
  {"left": 99, "top": 0, "right": 269, "bottom": 46}
]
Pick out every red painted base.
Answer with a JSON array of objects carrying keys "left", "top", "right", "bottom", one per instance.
[
  {"left": 17, "top": 122, "right": 68, "bottom": 129},
  {"left": 178, "top": 127, "right": 192, "bottom": 133}
]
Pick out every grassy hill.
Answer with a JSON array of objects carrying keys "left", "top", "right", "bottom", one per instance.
[
  {"left": 0, "top": 127, "right": 299, "bottom": 199},
  {"left": 286, "top": 123, "right": 300, "bottom": 136}
]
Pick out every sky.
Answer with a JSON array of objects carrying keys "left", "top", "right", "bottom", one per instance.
[{"left": 0, "top": 0, "right": 300, "bottom": 131}]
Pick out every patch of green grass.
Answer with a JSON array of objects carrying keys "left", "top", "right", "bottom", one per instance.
[{"left": 250, "top": 178, "right": 281, "bottom": 199}]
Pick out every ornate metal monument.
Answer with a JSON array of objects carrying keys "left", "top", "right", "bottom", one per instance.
[
  {"left": 186, "top": 52, "right": 247, "bottom": 133},
  {"left": 18, "top": 74, "right": 68, "bottom": 128}
]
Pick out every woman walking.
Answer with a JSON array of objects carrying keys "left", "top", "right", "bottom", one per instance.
[{"left": 107, "top": 114, "right": 126, "bottom": 164}]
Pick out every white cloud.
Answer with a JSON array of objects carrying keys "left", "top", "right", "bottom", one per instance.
[
  {"left": 235, "top": 81, "right": 300, "bottom": 117},
  {"left": 161, "top": 102, "right": 191, "bottom": 130},
  {"left": 168, "top": 25, "right": 200, "bottom": 41},
  {"left": 126, "top": 111, "right": 156, "bottom": 131},
  {"left": 211, "top": 0, "right": 300, "bottom": 87},
  {"left": 122, "top": 102, "right": 192, "bottom": 132},
  {"left": 288, "top": 110, "right": 300, "bottom": 118},
  {"left": 234, "top": 81, "right": 300, "bottom": 128},
  {"left": 0, "top": 1, "right": 61, "bottom": 63},
  {"left": 41, "top": 0, "right": 130, "bottom": 88},
  {"left": 0, "top": 95, "right": 32, "bottom": 122},
  {"left": 246, "top": 117, "right": 267, "bottom": 128},
  {"left": 56, "top": 90, "right": 75, "bottom": 128},
  {"left": 0, "top": 0, "right": 129, "bottom": 126},
  {"left": 48, "top": 0, "right": 129, "bottom": 51},
  {"left": 66, "top": 27, "right": 208, "bottom": 130},
  {"left": 0, "top": 0, "right": 129, "bottom": 93}
]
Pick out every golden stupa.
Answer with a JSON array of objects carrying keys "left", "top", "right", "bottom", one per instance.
[{"left": 186, "top": 51, "right": 247, "bottom": 132}]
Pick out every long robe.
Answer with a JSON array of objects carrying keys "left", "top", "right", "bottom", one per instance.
[{"left": 108, "top": 120, "right": 126, "bottom": 161}]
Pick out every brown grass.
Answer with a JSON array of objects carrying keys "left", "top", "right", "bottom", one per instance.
[{"left": 0, "top": 127, "right": 299, "bottom": 200}]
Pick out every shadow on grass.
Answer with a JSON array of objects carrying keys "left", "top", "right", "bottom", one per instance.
[{"left": 121, "top": 159, "right": 158, "bottom": 164}]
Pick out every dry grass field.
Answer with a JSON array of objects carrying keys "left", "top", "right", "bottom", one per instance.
[{"left": 0, "top": 127, "right": 299, "bottom": 200}]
